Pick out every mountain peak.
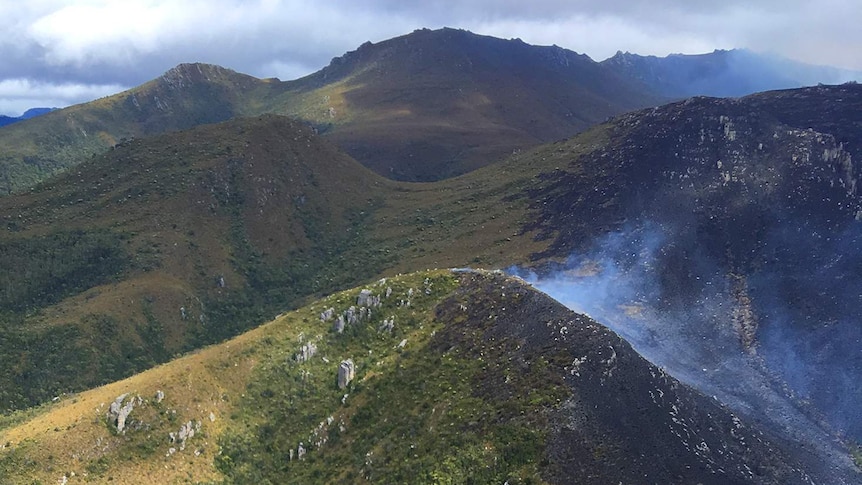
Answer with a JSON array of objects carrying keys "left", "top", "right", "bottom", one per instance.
[
  {"left": 158, "top": 62, "right": 254, "bottom": 88},
  {"left": 287, "top": 27, "right": 659, "bottom": 180}
]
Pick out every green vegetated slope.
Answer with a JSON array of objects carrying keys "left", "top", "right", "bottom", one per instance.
[
  {"left": 0, "top": 270, "right": 824, "bottom": 484},
  {"left": 0, "top": 110, "right": 610, "bottom": 411},
  {"left": 0, "top": 114, "right": 393, "bottom": 409},
  {"left": 0, "top": 63, "right": 271, "bottom": 194},
  {"left": 0, "top": 28, "right": 663, "bottom": 193}
]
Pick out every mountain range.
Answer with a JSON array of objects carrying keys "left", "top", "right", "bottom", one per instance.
[
  {"left": 603, "top": 48, "right": 861, "bottom": 98},
  {"left": 0, "top": 27, "right": 860, "bottom": 483},
  {"left": 0, "top": 107, "right": 56, "bottom": 128},
  {"left": 3, "top": 28, "right": 858, "bottom": 195},
  {"left": 0, "top": 28, "right": 663, "bottom": 193}
]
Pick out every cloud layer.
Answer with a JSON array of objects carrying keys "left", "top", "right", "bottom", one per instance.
[{"left": 1, "top": 0, "right": 860, "bottom": 115}]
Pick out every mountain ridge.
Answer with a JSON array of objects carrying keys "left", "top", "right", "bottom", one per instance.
[
  {"left": 275, "top": 27, "right": 664, "bottom": 180},
  {"left": 5, "top": 29, "right": 859, "bottom": 193},
  {"left": 0, "top": 107, "right": 56, "bottom": 128},
  {"left": 0, "top": 27, "right": 666, "bottom": 192},
  {"left": 0, "top": 63, "right": 269, "bottom": 194},
  {"left": 602, "top": 48, "right": 861, "bottom": 98},
  {"left": 0, "top": 269, "right": 851, "bottom": 484}
]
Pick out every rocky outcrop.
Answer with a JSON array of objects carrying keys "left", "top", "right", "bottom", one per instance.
[
  {"left": 295, "top": 342, "right": 318, "bottom": 363},
  {"left": 337, "top": 359, "right": 355, "bottom": 389},
  {"left": 319, "top": 307, "right": 335, "bottom": 323},
  {"left": 107, "top": 393, "right": 141, "bottom": 434},
  {"left": 297, "top": 442, "right": 306, "bottom": 460},
  {"left": 333, "top": 315, "right": 346, "bottom": 333},
  {"left": 730, "top": 274, "right": 758, "bottom": 354},
  {"left": 327, "top": 287, "right": 397, "bottom": 333},
  {"left": 356, "top": 289, "right": 381, "bottom": 308},
  {"left": 378, "top": 317, "right": 395, "bottom": 333},
  {"left": 169, "top": 420, "right": 201, "bottom": 451}
]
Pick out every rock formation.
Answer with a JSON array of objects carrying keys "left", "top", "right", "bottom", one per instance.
[
  {"left": 337, "top": 359, "right": 355, "bottom": 389},
  {"left": 378, "top": 317, "right": 395, "bottom": 333},
  {"left": 295, "top": 342, "right": 318, "bottom": 363},
  {"left": 107, "top": 393, "right": 140, "bottom": 434}
]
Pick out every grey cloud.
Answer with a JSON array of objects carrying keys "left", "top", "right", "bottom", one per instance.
[{"left": 1, "top": 0, "right": 861, "bottom": 112}]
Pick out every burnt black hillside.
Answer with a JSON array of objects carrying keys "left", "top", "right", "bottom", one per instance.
[{"left": 521, "top": 83, "right": 862, "bottom": 446}]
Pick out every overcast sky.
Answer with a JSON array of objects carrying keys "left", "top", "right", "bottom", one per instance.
[{"left": 1, "top": 0, "right": 859, "bottom": 116}]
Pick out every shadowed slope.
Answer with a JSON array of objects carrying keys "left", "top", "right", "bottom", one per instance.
[
  {"left": 275, "top": 27, "right": 663, "bottom": 180},
  {"left": 602, "top": 49, "right": 861, "bottom": 98},
  {"left": 508, "top": 84, "right": 862, "bottom": 456}
]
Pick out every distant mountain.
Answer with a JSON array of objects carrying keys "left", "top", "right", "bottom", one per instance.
[
  {"left": 5, "top": 31, "right": 862, "bottom": 192},
  {"left": 0, "top": 28, "right": 665, "bottom": 193},
  {"left": 0, "top": 107, "right": 56, "bottom": 128},
  {"left": 0, "top": 64, "right": 271, "bottom": 194},
  {"left": 602, "top": 49, "right": 861, "bottom": 98},
  {"left": 273, "top": 27, "right": 665, "bottom": 180},
  {"left": 0, "top": 270, "right": 842, "bottom": 484},
  {"left": 19, "top": 107, "right": 57, "bottom": 119}
]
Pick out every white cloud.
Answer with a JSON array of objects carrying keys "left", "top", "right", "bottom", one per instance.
[
  {"left": 28, "top": 1, "right": 176, "bottom": 65},
  {"left": 20, "top": 0, "right": 415, "bottom": 72},
  {"left": 467, "top": 15, "right": 722, "bottom": 62},
  {"left": 0, "top": 78, "right": 127, "bottom": 116}
]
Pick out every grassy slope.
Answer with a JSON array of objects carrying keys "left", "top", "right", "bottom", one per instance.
[
  {"left": 1, "top": 268, "right": 839, "bottom": 485},
  {"left": 0, "top": 108, "right": 614, "bottom": 411},
  {"left": 0, "top": 64, "right": 271, "bottom": 194},
  {"left": 369, "top": 123, "right": 615, "bottom": 271},
  {"left": 0, "top": 270, "right": 561, "bottom": 484},
  {"left": 0, "top": 114, "right": 389, "bottom": 409}
]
